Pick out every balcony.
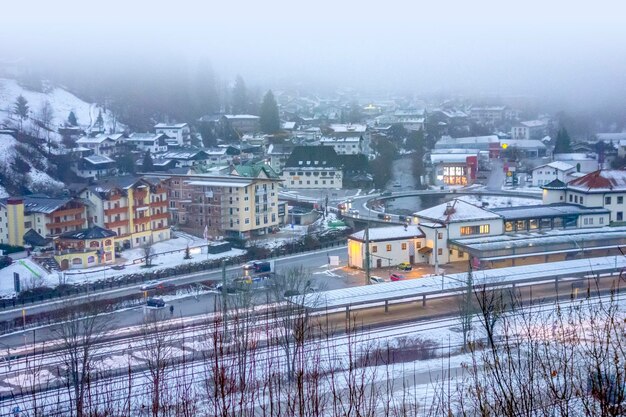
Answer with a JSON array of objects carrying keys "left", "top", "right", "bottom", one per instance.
[
  {"left": 151, "top": 212, "right": 169, "bottom": 221},
  {"left": 46, "top": 218, "right": 86, "bottom": 229},
  {"left": 149, "top": 200, "right": 168, "bottom": 208},
  {"left": 54, "top": 207, "right": 84, "bottom": 217},
  {"left": 134, "top": 216, "right": 151, "bottom": 225},
  {"left": 105, "top": 219, "right": 129, "bottom": 229},
  {"left": 104, "top": 206, "right": 128, "bottom": 216}
]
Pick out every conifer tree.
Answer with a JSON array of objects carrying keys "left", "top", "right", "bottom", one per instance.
[
  {"left": 68, "top": 111, "right": 78, "bottom": 126},
  {"left": 142, "top": 151, "right": 154, "bottom": 171},
  {"left": 259, "top": 90, "right": 280, "bottom": 134},
  {"left": 553, "top": 127, "right": 572, "bottom": 154}
]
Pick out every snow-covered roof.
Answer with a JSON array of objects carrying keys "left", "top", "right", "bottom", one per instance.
[
  {"left": 281, "top": 121, "right": 296, "bottom": 130},
  {"left": 84, "top": 155, "right": 115, "bottom": 165},
  {"left": 532, "top": 161, "right": 575, "bottom": 172},
  {"left": 567, "top": 170, "right": 626, "bottom": 192},
  {"left": 320, "top": 136, "right": 361, "bottom": 144},
  {"left": 295, "top": 255, "right": 626, "bottom": 309},
  {"left": 159, "top": 149, "right": 208, "bottom": 160},
  {"left": 597, "top": 132, "right": 626, "bottom": 141},
  {"left": 185, "top": 180, "right": 252, "bottom": 188},
  {"left": 329, "top": 123, "right": 367, "bottom": 133},
  {"left": 349, "top": 225, "right": 424, "bottom": 243},
  {"left": 223, "top": 114, "right": 259, "bottom": 120},
  {"left": 155, "top": 123, "right": 188, "bottom": 129},
  {"left": 437, "top": 135, "right": 499, "bottom": 146},
  {"left": 77, "top": 133, "right": 122, "bottom": 145},
  {"left": 127, "top": 133, "right": 167, "bottom": 143},
  {"left": 430, "top": 151, "right": 478, "bottom": 164},
  {"left": 19, "top": 196, "right": 78, "bottom": 214},
  {"left": 414, "top": 199, "right": 501, "bottom": 224},
  {"left": 491, "top": 203, "right": 609, "bottom": 219},
  {"left": 553, "top": 153, "right": 596, "bottom": 161},
  {"left": 500, "top": 139, "right": 546, "bottom": 149},
  {"left": 519, "top": 120, "right": 547, "bottom": 128},
  {"left": 451, "top": 225, "right": 626, "bottom": 254}
]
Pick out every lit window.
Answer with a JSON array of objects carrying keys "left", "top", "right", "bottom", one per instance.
[{"left": 386, "top": 244, "right": 392, "bottom": 252}]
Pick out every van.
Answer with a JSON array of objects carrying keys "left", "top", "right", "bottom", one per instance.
[{"left": 253, "top": 261, "right": 271, "bottom": 273}]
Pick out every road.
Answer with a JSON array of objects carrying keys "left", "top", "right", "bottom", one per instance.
[
  {"left": 0, "top": 247, "right": 351, "bottom": 347},
  {"left": 486, "top": 158, "right": 505, "bottom": 191},
  {"left": 0, "top": 247, "right": 350, "bottom": 320}
]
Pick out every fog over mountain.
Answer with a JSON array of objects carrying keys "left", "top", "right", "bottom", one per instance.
[{"left": 1, "top": 0, "right": 625, "bottom": 111}]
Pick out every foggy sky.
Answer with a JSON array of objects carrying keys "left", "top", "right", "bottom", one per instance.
[{"left": 2, "top": 0, "right": 625, "bottom": 107}]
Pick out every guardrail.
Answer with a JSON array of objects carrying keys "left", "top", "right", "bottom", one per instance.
[{"left": 0, "top": 239, "right": 347, "bottom": 311}]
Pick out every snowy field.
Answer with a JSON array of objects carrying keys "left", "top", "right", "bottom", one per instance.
[
  {"left": 2, "top": 292, "right": 623, "bottom": 416},
  {"left": 0, "top": 78, "right": 121, "bottom": 141}
]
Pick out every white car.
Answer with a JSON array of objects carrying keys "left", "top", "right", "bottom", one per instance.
[
  {"left": 140, "top": 280, "right": 161, "bottom": 291},
  {"left": 243, "top": 260, "right": 260, "bottom": 270},
  {"left": 369, "top": 276, "right": 386, "bottom": 284}
]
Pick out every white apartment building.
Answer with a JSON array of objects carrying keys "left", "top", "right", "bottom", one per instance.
[{"left": 154, "top": 123, "right": 191, "bottom": 146}]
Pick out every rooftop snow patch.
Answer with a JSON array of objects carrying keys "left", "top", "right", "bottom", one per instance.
[
  {"left": 350, "top": 225, "right": 424, "bottom": 242},
  {"left": 414, "top": 199, "right": 501, "bottom": 224}
]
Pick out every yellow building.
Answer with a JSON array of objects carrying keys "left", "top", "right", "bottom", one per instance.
[
  {"left": 80, "top": 176, "right": 170, "bottom": 250},
  {"left": 54, "top": 226, "right": 117, "bottom": 270},
  {"left": 0, "top": 196, "right": 88, "bottom": 247}
]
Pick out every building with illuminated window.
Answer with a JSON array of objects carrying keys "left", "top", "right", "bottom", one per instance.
[{"left": 347, "top": 198, "right": 619, "bottom": 270}]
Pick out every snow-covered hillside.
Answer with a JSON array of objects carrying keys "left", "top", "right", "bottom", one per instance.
[{"left": 0, "top": 78, "right": 120, "bottom": 141}]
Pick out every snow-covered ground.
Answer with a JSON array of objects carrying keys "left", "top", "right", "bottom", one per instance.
[
  {"left": 3, "top": 293, "right": 622, "bottom": 416},
  {"left": 0, "top": 78, "right": 121, "bottom": 141}
]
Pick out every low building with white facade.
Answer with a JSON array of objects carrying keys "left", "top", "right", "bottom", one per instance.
[
  {"left": 347, "top": 225, "right": 425, "bottom": 269},
  {"left": 430, "top": 149, "right": 480, "bottom": 186},
  {"left": 76, "top": 133, "right": 125, "bottom": 156},
  {"left": 511, "top": 120, "right": 548, "bottom": 140},
  {"left": 414, "top": 199, "right": 503, "bottom": 266},
  {"left": 531, "top": 161, "right": 575, "bottom": 187},
  {"left": 543, "top": 170, "right": 626, "bottom": 223},
  {"left": 319, "top": 136, "right": 362, "bottom": 155},
  {"left": 125, "top": 133, "right": 168, "bottom": 154}
]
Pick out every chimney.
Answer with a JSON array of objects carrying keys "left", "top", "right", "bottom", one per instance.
[{"left": 444, "top": 202, "right": 455, "bottom": 216}]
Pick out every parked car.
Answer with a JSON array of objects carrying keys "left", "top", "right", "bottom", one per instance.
[
  {"left": 398, "top": 262, "right": 412, "bottom": 271},
  {"left": 369, "top": 275, "right": 386, "bottom": 284},
  {"left": 0, "top": 256, "right": 13, "bottom": 269},
  {"left": 146, "top": 298, "right": 165, "bottom": 308},
  {"left": 140, "top": 280, "right": 162, "bottom": 291},
  {"left": 390, "top": 273, "right": 405, "bottom": 281}
]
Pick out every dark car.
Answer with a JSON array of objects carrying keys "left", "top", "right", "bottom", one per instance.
[
  {"left": 146, "top": 298, "right": 166, "bottom": 308},
  {"left": 381, "top": 191, "right": 392, "bottom": 197},
  {"left": 253, "top": 261, "right": 271, "bottom": 273},
  {"left": 0, "top": 256, "right": 13, "bottom": 269}
]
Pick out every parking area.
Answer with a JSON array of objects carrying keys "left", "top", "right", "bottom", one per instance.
[{"left": 341, "top": 261, "right": 471, "bottom": 284}]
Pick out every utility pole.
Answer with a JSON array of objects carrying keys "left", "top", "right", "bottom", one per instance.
[
  {"left": 221, "top": 259, "right": 227, "bottom": 340},
  {"left": 364, "top": 221, "right": 371, "bottom": 285}
]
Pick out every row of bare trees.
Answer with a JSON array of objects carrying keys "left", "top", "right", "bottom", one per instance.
[{"left": 6, "top": 266, "right": 626, "bottom": 416}]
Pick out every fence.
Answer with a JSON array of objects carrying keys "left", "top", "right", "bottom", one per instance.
[{"left": 0, "top": 239, "right": 347, "bottom": 311}]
